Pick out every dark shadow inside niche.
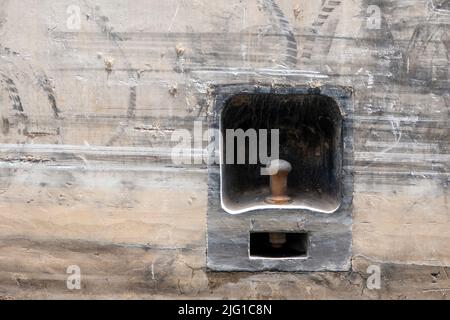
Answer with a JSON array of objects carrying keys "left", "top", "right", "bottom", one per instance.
[{"left": 221, "top": 93, "right": 343, "bottom": 213}]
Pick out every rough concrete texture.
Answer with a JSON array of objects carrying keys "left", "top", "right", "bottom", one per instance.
[{"left": 0, "top": 0, "right": 449, "bottom": 299}]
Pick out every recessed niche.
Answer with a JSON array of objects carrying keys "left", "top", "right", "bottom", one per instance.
[
  {"left": 432, "top": 0, "right": 450, "bottom": 11},
  {"left": 221, "top": 93, "right": 343, "bottom": 214},
  {"left": 249, "top": 232, "right": 309, "bottom": 259}
]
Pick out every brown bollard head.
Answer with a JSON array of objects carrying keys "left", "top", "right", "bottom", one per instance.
[{"left": 265, "top": 159, "right": 293, "bottom": 205}]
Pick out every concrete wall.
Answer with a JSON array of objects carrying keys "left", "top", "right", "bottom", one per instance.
[{"left": 0, "top": 0, "right": 449, "bottom": 299}]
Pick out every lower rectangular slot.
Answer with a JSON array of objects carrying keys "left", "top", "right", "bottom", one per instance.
[{"left": 249, "top": 232, "right": 308, "bottom": 259}]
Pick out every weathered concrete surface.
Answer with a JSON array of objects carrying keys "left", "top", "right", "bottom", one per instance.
[{"left": 0, "top": 0, "right": 449, "bottom": 299}]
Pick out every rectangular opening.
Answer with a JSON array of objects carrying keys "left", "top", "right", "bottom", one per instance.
[
  {"left": 249, "top": 232, "right": 308, "bottom": 259},
  {"left": 221, "top": 93, "right": 343, "bottom": 214}
]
